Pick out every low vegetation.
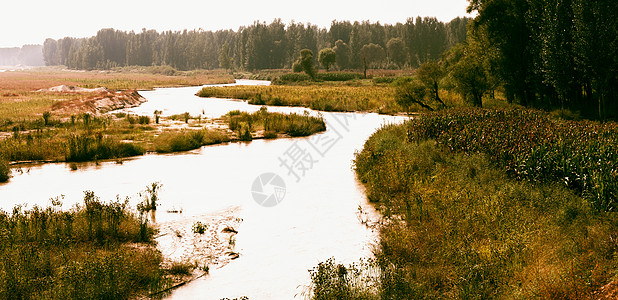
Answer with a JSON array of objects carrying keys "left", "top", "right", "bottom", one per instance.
[
  {"left": 197, "top": 85, "right": 400, "bottom": 114},
  {"left": 0, "top": 113, "right": 150, "bottom": 163},
  {"left": 0, "top": 192, "right": 166, "bottom": 299},
  {"left": 226, "top": 107, "right": 326, "bottom": 140},
  {"left": 0, "top": 156, "right": 9, "bottom": 182},
  {"left": 408, "top": 108, "right": 618, "bottom": 211},
  {"left": 310, "top": 109, "right": 618, "bottom": 298},
  {"left": 153, "top": 129, "right": 230, "bottom": 153}
]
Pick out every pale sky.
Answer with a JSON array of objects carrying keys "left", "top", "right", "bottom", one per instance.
[{"left": 1, "top": 0, "right": 472, "bottom": 48}]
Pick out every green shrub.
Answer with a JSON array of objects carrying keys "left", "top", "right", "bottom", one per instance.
[
  {"left": 278, "top": 73, "right": 312, "bottom": 82},
  {"left": 192, "top": 221, "right": 208, "bottom": 234},
  {"left": 0, "top": 157, "right": 9, "bottom": 182},
  {"left": 66, "top": 133, "right": 145, "bottom": 162},
  {"left": 154, "top": 129, "right": 230, "bottom": 153},
  {"left": 0, "top": 192, "right": 165, "bottom": 299},
  {"left": 316, "top": 72, "right": 363, "bottom": 82},
  {"left": 309, "top": 258, "right": 379, "bottom": 300},
  {"left": 137, "top": 116, "right": 150, "bottom": 125}
]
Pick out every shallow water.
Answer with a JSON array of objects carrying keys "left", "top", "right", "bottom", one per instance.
[{"left": 0, "top": 80, "right": 404, "bottom": 299}]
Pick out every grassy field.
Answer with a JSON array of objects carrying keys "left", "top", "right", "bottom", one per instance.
[
  {"left": 0, "top": 67, "right": 235, "bottom": 122},
  {"left": 310, "top": 108, "right": 618, "bottom": 299}
]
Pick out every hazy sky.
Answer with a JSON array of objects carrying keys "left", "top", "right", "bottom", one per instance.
[{"left": 1, "top": 0, "right": 472, "bottom": 48}]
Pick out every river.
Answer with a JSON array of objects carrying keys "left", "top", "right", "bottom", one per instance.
[{"left": 0, "top": 79, "right": 404, "bottom": 299}]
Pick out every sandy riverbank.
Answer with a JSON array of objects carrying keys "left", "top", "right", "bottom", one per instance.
[{"left": 154, "top": 206, "right": 242, "bottom": 273}]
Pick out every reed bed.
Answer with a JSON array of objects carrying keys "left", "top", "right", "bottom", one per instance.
[
  {"left": 197, "top": 85, "right": 400, "bottom": 114},
  {"left": 0, "top": 192, "right": 165, "bottom": 299}
]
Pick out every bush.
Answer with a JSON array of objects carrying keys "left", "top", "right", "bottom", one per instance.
[
  {"left": 309, "top": 258, "right": 379, "bottom": 300},
  {"left": 137, "top": 116, "right": 150, "bottom": 125},
  {"left": 278, "top": 73, "right": 312, "bottom": 83},
  {"left": 0, "top": 157, "right": 9, "bottom": 182},
  {"left": 154, "top": 129, "right": 230, "bottom": 153},
  {"left": 0, "top": 192, "right": 165, "bottom": 299},
  {"left": 66, "top": 133, "right": 145, "bottom": 162},
  {"left": 167, "top": 261, "right": 194, "bottom": 276},
  {"left": 316, "top": 72, "right": 363, "bottom": 82},
  {"left": 192, "top": 221, "right": 208, "bottom": 234}
]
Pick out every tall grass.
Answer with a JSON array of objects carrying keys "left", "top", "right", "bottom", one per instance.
[
  {"left": 0, "top": 192, "right": 164, "bottom": 299},
  {"left": 226, "top": 108, "right": 326, "bottom": 138},
  {"left": 312, "top": 110, "right": 618, "bottom": 298},
  {"left": 66, "top": 133, "right": 145, "bottom": 162},
  {"left": 407, "top": 108, "right": 618, "bottom": 211},
  {"left": 197, "top": 85, "right": 400, "bottom": 114},
  {"left": 153, "top": 129, "right": 230, "bottom": 153}
]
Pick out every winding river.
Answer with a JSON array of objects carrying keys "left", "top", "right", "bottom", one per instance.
[{"left": 0, "top": 80, "right": 404, "bottom": 299}]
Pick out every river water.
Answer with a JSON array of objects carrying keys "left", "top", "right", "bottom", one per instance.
[{"left": 0, "top": 80, "right": 403, "bottom": 299}]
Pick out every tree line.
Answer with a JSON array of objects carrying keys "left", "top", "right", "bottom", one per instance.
[
  {"left": 42, "top": 17, "right": 470, "bottom": 71},
  {"left": 0, "top": 45, "right": 45, "bottom": 66},
  {"left": 454, "top": 0, "right": 617, "bottom": 119}
]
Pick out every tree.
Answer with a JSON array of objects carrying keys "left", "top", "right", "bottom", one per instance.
[
  {"left": 360, "top": 43, "right": 385, "bottom": 78},
  {"left": 395, "top": 79, "right": 431, "bottom": 114},
  {"left": 449, "top": 45, "right": 490, "bottom": 107},
  {"left": 417, "top": 61, "right": 446, "bottom": 106},
  {"left": 318, "top": 48, "right": 336, "bottom": 71},
  {"left": 293, "top": 49, "right": 316, "bottom": 78},
  {"left": 333, "top": 40, "right": 351, "bottom": 70},
  {"left": 219, "top": 43, "right": 232, "bottom": 71},
  {"left": 386, "top": 38, "right": 406, "bottom": 67}
]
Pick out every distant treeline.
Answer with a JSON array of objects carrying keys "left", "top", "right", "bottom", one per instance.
[
  {"left": 0, "top": 45, "right": 45, "bottom": 66},
  {"left": 42, "top": 17, "right": 470, "bottom": 71}
]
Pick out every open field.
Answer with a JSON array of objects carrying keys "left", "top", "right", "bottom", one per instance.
[{"left": 0, "top": 67, "right": 235, "bottom": 121}]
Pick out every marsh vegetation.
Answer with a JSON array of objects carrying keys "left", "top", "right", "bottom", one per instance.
[
  {"left": 310, "top": 109, "right": 618, "bottom": 299},
  {"left": 0, "top": 192, "right": 166, "bottom": 299}
]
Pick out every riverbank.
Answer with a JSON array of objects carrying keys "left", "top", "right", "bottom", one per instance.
[
  {"left": 309, "top": 108, "right": 618, "bottom": 299},
  {"left": 0, "top": 107, "right": 325, "bottom": 180}
]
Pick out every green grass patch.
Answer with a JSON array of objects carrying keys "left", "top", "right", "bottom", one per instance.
[
  {"left": 153, "top": 129, "right": 230, "bottom": 153},
  {"left": 197, "top": 85, "right": 399, "bottom": 114},
  {"left": 226, "top": 107, "right": 326, "bottom": 138}
]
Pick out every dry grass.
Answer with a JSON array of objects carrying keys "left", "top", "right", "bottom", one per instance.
[{"left": 0, "top": 67, "right": 234, "bottom": 120}]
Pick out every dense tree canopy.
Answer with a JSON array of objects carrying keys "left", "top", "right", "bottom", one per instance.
[
  {"left": 42, "top": 17, "right": 470, "bottom": 72},
  {"left": 466, "top": 0, "right": 618, "bottom": 118}
]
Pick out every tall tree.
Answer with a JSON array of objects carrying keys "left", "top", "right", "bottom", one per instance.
[
  {"left": 333, "top": 40, "right": 351, "bottom": 70},
  {"left": 417, "top": 61, "right": 446, "bottom": 106},
  {"left": 360, "top": 43, "right": 385, "bottom": 78},
  {"left": 386, "top": 37, "right": 406, "bottom": 67},
  {"left": 318, "top": 48, "right": 336, "bottom": 71}
]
